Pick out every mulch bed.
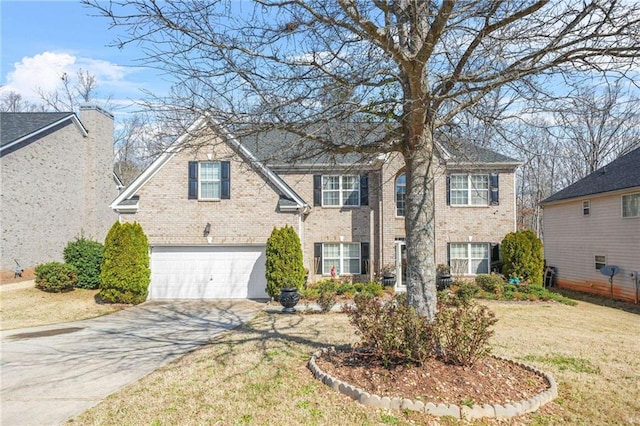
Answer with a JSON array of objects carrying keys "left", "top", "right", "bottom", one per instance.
[{"left": 314, "top": 348, "right": 549, "bottom": 406}]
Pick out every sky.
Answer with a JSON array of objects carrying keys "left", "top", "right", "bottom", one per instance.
[{"left": 0, "top": 0, "right": 169, "bottom": 118}]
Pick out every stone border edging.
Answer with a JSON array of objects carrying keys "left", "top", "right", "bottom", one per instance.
[{"left": 308, "top": 347, "right": 558, "bottom": 420}]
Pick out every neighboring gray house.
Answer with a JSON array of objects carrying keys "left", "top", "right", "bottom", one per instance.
[
  {"left": 541, "top": 146, "right": 640, "bottom": 303},
  {"left": 111, "top": 117, "right": 519, "bottom": 300},
  {"left": 0, "top": 106, "right": 116, "bottom": 279}
]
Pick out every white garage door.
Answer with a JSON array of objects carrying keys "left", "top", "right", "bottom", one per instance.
[{"left": 150, "top": 246, "right": 268, "bottom": 299}]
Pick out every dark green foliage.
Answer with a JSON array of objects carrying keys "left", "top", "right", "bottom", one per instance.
[
  {"left": 265, "top": 226, "right": 305, "bottom": 299},
  {"left": 475, "top": 274, "right": 505, "bottom": 295},
  {"left": 501, "top": 230, "right": 544, "bottom": 286},
  {"left": 99, "top": 221, "right": 150, "bottom": 304},
  {"left": 345, "top": 294, "right": 434, "bottom": 365},
  {"left": 300, "top": 280, "right": 388, "bottom": 301},
  {"left": 35, "top": 262, "right": 77, "bottom": 293},
  {"left": 63, "top": 237, "right": 104, "bottom": 289},
  {"left": 433, "top": 300, "right": 498, "bottom": 367}
]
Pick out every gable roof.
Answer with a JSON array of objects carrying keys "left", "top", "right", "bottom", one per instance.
[
  {"left": 541, "top": 146, "right": 640, "bottom": 204},
  {"left": 0, "top": 112, "right": 88, "bottom": 155},
  {"left": 238, "top": 126, "right": 519, "bottom": 169},
  {"left": 111, "top": 116, "right": 310, "bottom": 212}
]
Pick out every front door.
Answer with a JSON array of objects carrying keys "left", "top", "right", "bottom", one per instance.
[{"left": 394, "top": 240, "right": 407, "bottom": 292}]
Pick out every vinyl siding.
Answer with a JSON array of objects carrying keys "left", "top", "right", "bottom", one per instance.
[{"left": 543, "top": 190, "right": 640, "bottom": 302}]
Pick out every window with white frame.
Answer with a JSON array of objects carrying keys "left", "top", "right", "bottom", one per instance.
[
  {"left": 450, "top": 174, "right": 489, "bottom": 206},
  {"left": 199, "top": 162, "right": 221, "bottom": 199},
  {"left": 322, "top": 175, "right": 360, "bottom": 206},
  {"left": 396, "top": 173, "right": 406, "bottom": 217},
  {"left": 322, "top": 243, "right": 360, "bottom": 275},
  {"left": 450, "top": 243, "right": 489, "bottom": 275},
  {"left": 622, "top": 193, "right": 639, "bottom": 218},
  {"left": 583, "top": 200, "right": 590, "bottom": 216},
  {"left": 595, "top": 255, "right": 606, "bottom": 270}
]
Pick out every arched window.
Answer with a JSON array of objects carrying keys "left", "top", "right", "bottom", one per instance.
[{"left": 395, "top": 173, "right": 406, "bottom": 217}]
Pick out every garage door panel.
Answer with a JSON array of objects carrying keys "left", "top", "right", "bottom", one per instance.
[{"left": 150, "top": 246, "right": 267, "bottom": 299}]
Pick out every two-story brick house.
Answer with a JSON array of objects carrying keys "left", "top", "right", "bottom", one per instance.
[
  {"left": 0, "top": 106, "right": 116, "bottom": 279},
  {"left": 112, "top": 117, "right": 519, "bottom": 299}
]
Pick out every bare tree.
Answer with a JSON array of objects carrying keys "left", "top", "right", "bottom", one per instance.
[
  {"left": 553, "top": 82, "right": 640, "bottom": 183},
  {"left": 0, "top": 90, "right": 42, "bottom": 112},
  {"left": 37, "top": 69, "right": 104, "bottom": 112},
  {"left": 84, "top": 0, "right": 640, "bottom": 320}
]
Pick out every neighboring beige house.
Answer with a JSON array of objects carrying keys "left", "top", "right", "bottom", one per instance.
[
  {"left": 541, "top": 146, "right": 640, "bottom": 303},
  {"left": 111, "top": 117, "right": 519, "bottom": 299},
  {"left": 0, "top": 106, "right": 116, "bottom": 279}
]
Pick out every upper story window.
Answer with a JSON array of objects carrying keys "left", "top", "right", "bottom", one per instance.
[
  {"left": 622, "top": 193, "right": 639, "bottom": 218},
  {"left": 583, "top": 200, "right": 591, "bottom": 216},
  {"left": 188, "top": 161, "right": 230, "bottom": 200},
  {"left": 313, "top": 174, "right": 368, "bottom": 207},
  {"left": 396, "top": 173, "right": 406, "bottom": 217},
  {"left": 447, "top": 173, "right": 499, "bottom": 206}
]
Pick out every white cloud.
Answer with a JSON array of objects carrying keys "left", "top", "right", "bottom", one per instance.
[{"left": 1, "top": 51, "right": 139, "bottom": 106}]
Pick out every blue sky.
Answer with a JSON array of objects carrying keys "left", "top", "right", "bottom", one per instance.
[{"left": 1, "top": 1, "right": 169, "bottom": 116}]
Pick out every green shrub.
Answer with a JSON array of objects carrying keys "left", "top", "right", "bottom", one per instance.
[
  {"left": 35, "top": 262, "right": 77, "bottom": 293},
  {"left": 344, "top": 294, "right": 434, "bottom": 365},
  {"left": 361, "top": 282, "right": 384, "bottom": 297},
  {"left": 265, "top": 225, "right": 305, "bottom": 299},
  {"left": 317, "top": 291, "right": 337, "bottom": 313},
  {"left": 453, "top": 280, "right": 480, "bottom": 302},
  {"left": 475, "top": 274, "right": 505, "bottom": 295},
  {"left": 63, "top": 236, "right": 104, "bottom": 289},
  {"left": 501, "top": 230, "right": 544, "bottom": 286},
  {"left": 433, "top": 300, "right": 498, "bottom": 367},
  {"left": 99, "top": 221, "right": 150, "bottom": 304}
]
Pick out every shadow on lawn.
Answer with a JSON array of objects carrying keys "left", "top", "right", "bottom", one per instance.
[{"left": 552, "top": 287, "right": 640, "bottom": 315}]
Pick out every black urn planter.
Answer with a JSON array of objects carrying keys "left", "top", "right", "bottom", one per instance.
[
  {"left": 278, "top": 287, "right": 300, "bottom": 313},
  {"left": 436, "top": 274, "right": 453, "bottom": 290},
  {"left": 381, "top": 274, "right": 396, "bottom": 287}
]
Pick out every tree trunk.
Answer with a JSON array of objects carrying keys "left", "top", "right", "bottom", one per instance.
[{"left": 403, "top": 129, "right": 437, "bottom": 322}]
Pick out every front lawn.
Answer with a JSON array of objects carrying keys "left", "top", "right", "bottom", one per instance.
[
  {"left": 70, "top": 298, "right": 640, "bottom": 425},
  {"left": 0, "top": 283, "right": 126, "bottom": 330}
]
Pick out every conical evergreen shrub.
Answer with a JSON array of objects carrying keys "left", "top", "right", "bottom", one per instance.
[
  {"left": 501, "top": 229, "right": 543, "bottom": 286},
  {"left": 265, "top": 225, "right": 305, "bottom": 298},
  {"left": 99, "top": 221, "right": 150, "bottom": 304}
]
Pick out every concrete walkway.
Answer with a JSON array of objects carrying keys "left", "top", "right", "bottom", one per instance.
[{"left": 1, "top": 300, "right": 262, "bottom": 426}]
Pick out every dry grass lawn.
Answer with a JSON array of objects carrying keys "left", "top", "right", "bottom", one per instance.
[
  {"left": 0, "top": 283, "right": 126, "bottom": 330},
  {"left": 70, "top": 297, "right": 640, "bottom": 426}
]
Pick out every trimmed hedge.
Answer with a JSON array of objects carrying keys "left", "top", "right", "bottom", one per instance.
[
  {"left": 501, "top": 230, "right": 544, "bottom": 286},
  {"left": 99, "top": 221, "right": 150, "bottom": 304},
  {"left": 265, "top": 225, "right": 305, "bottom": 299},
  {"left": 63, "top": 237, "right": 104, "bottom": 289},
  {"left": 35, "top": 262, "right": 77, "bottom": 293}
]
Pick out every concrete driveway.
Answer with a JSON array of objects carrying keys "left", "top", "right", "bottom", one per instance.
[{"left": 1, "top": 300, "right": 262, "bottom": 426}]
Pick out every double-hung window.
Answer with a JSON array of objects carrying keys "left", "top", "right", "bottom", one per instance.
[
  {"left": 199, "top": 162, "right": 221, "bottom": 200},
  {"left": 450, "top": 174, "right": 489, "bottom": 206},
  {"left": 450, "top": 243, "right": 489, "bottom": 275},
  {"left": 322, "top": 175, "right": 360, "bottom": 207},
  {"left": 322, "top": 243, "right": 361, "bottom": 275},
  {"left": 622, "top": 193, "right": 639, "bottom": 218},
  {"left": 188, "top": 161, "right": 230, "bottom": 200}
]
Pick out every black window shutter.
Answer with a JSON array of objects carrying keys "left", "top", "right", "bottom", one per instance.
[
  {"left": 313, "top": 175, "right": 322, "bottom": 206},
  {"left": 221, "top": 161, "right": 231, "bottom": 199},
  {"left": 360, "top": 174, "right": 369, "bottom": 206},
  {"left": 447, "top": 243, "right": 451, "bottom": 267},
  {"left": 188, "top": 161, "right": 198, "bottom": 199},
  {"left": 361, "top": 242, "right": 369, "bottom": 275},
  {"left": 490, "top": 173, "right": 499, "bottom": 205},
  {"left": 446, "top": 175, "right": 451, "bottom": 205},
  {"left": 314, "top": 243, "right": 323, "bottom": 274},
  {"left": 490, "top": 243, "right": 500, "bottom": 272}
]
